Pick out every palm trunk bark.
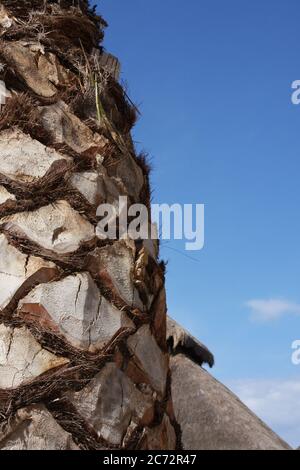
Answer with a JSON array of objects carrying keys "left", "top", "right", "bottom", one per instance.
[{"left": 0, "top": 0, "right": 178, "bottom": 450}]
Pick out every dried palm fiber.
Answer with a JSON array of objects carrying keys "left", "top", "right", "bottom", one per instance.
[{"left": 0, "top": 0, "right": 177, "bottom": 451}]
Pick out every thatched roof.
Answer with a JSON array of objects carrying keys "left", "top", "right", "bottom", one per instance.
[
  {"left": 167, "top": 317, "right": 214, "bottom": 368},
  {"left": 170, "top": 354, "right": 291, "bottom": 450},
  {"left": 168, "top": 321, "right": 291, "bottom": 450}
]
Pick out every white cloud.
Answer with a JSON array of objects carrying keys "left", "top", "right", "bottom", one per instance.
[
  {"left": 228, "top": 378, "right": 300, "bottom": 448},
  {"left": 245, "top": 298, "right": 300, "bottom": 322}
]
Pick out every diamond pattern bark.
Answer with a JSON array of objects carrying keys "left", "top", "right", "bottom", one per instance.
[{"left": 0, "top": 0, "right": 177, "bottom": 450}]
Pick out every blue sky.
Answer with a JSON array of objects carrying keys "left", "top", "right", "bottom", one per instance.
[{"left": 93, "top": 0, "right": 300, "bottom": 447}]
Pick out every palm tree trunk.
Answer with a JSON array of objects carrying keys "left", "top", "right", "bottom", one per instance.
[{"left": 0, "top": 0, "right": 178, "bottom": 450}]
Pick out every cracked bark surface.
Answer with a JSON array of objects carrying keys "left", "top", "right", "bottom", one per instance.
[{"left": 0, "top": 0, "right": 178, "bottom": 450}]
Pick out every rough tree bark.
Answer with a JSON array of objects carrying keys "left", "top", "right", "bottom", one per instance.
[{"left": 0, "top": 1, "right": 178, "bottom": 450}]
